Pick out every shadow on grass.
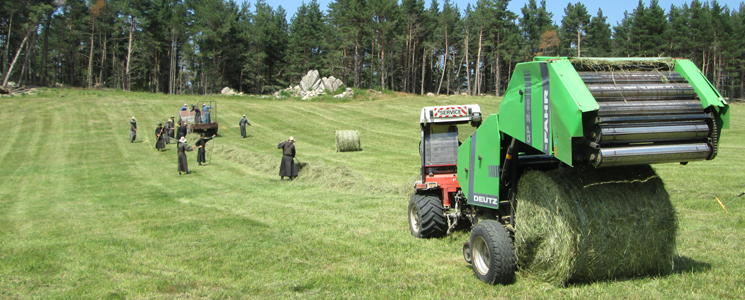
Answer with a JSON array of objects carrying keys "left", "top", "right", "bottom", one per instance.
[
  {"left": 672, "top": 255, "right": 712, "bottom": 274},
  {"left": 564, "top": 256, "right": 711, "bottom": 287}
]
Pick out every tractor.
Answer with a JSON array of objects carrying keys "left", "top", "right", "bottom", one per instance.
[
  {"left": 408, "top": 104, "right": 482, "bottom": 238},
  {"left": 408, "top": 57, "right": 729, "bottom": 284}
]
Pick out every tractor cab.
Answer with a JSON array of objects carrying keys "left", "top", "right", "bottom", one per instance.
[{"left": 415, "top": 105, "right": 482, "bottom": 209}]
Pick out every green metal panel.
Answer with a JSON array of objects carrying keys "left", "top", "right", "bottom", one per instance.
[
  {"left": 674, "top": 59, "right": 730, "bottom": 129},
  {"left": 548, "top": 59, "right": 599, "bottom": 113},
  {"left": 498, "top": 59, "right": 598, "bottom": 165},
  {"left": 498, "top": 62, "right": 550, "bottom": 153},
  {"left": 457, "top": 114, "right": 501, "bottom": 209},
  {"left": 546, "top": 60, "right": 598, "bottom": 165}
]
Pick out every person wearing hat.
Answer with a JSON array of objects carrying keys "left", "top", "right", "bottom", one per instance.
[
  {"left": 195, "top": 133, "right": 216, "bottom": 166},
  {"left": 177, "top": 136, "right": 195, "bottom": 174},
  {"left": 202, "top": 103, "right": 213, "bottom": 124},
  {"left": 163, "top": 118, "right": 173, "bottom": 144},
  {"left": 155, "top": 123, "right": 166, "bottom": 151},
  {"left": 180, "top": 103, "right": 188, "bottom": 111},
  {"left": 277, "top": 136, "right": 297, "bottom": 181},
  {"left": 191, "top": 104, "right": 202, "bottom": 124},
  {"left": 168, "top": 116, "right": 175, "bottom": 138},
  {"left": 239, "top": 114, "right": 252, "bottom": 138},
  {"left": 129, "top": 117, "right": 137, "bottom": 143}
]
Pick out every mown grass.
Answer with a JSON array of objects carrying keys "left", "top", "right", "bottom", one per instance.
[{"left": 0, "top": 89, "right": 743, "bottom": 299}]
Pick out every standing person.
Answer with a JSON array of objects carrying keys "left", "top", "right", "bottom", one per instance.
[
  {"left": 277, "top": 136, "right": 297, "bottom": 181},
  {"left": 163, "top": 119, "right": 172, "bottom": 144},
  {"left": 202, "top": 103, "right": 212, "bottom": 124},
  {"left": 155, "top": 123, "right": 166, "bottom": 151},
  {"left": 177, "top": 120, "right": 188, "bottom": 140},
  {"left": 191, "top": 105, "right": 202, "bottom": 124},
  {"left": 195, "top": 133, "right": 216, "bottom": 166},
  {"left": 168, "top": 116, "right": 175, "bottom": 138},
  {"left": 239, "top": 114, "right": 251, "bottom": 138},
  {"left": 177, "top": 136, "right": 195, "bottom": 174},
  {"left": 129, "top": 116, "right": 137, "bottom": 143}
]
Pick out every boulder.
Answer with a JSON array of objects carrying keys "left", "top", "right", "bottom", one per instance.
[
  {"left": 426, "top": 92, "right": 435, "bottom": 97},
  {"left": 221, "top": 87, "right": 235, "bottom": 95},
  {"left": 321, "top": 76, "right": 344, "bottom": 92},
  {"left": 300, "top": 70, "right": 321, "bottom": 91}
]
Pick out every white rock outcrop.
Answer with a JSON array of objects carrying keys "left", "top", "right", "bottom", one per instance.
[{"left": 300, "top": 70, "right": 321, "bottom": 92}]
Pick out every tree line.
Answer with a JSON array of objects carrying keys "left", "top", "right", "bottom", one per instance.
[{"left": 1, "top": 0, "right": 744, "bottom": 98}]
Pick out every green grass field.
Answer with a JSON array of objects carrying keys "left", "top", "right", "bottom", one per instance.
[{"left": 0, "top": 89, "right": 743, "bottom": 299}]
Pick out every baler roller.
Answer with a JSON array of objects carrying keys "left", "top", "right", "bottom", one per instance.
[
  {"left": 586, "top": 83, "right": 696, "bottom": 101},
  {"left": 578, "top": 71, "right": 687, "bottom": 84},
  {"left": 596, "top": 113, "right": 712, "bottom": 124},
  {"left": 590, "top": 143, "right": 712, "bottom": 168},
  {"left": 592, "top": 122, "right": 710, "bottom": 145},
  {"left": 597, "top": 100, "right": 704, "bottom": 116}
]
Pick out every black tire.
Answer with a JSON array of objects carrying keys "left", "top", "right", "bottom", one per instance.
[
  {"left": 463, "top": 242, "right": 473, "bottom": 264},
  {"left": 408, "top": 192, "right": 447, "bottom": 238},
  {"left": 469, "top": 220, "right": 516, "bottom": 284}
]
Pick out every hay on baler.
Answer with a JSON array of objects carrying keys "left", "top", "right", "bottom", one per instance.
[
  {"left": 515, "top": 164, "right": 677, "bottom": 285},
  {"left": 335, "top": 130, "right": 361, "bottom": 152}
]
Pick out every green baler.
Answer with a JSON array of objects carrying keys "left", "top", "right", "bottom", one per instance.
[{"left": 456, "top": 57, "right": 728, "bottom": 284}]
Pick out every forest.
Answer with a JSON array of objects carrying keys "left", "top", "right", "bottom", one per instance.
[{"left": 1, "top": 0, "right": 744, "bottom": 97}]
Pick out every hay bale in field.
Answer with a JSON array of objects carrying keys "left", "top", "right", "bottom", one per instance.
[
  {"left": 335, "top": 130, "right": 361, "bottom": 152},
  {"left": 515, "top": 164, "right": 677, "bottom": 285}
]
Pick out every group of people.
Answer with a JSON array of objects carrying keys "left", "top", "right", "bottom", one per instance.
[
  {"left": 180, "top": 103, "right": 213, "bottom": 124},
  {"left": 130, "top": 107, "right": 298, "bottom": 181}
]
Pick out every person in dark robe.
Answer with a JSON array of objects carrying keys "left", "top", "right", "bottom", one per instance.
[
  {"left": 155, "top": 123, "right": 166, "bottom": 151},
  {"left": 195, "top": 133, "right": 215, "bottom": 166},
  {"left": 129, "top": 117, "right": 137, "bottom": 143},
  {"left": 202, "top": 103, "right": 212, "bottom": 124},
  {"left": 277, "top": 136, "right": 297, "bottom": 181},
  {"left": 168, "top": 116, "right": 175, "bottom": 138},
  {"left": 177, "top": 121, "right": 188, "bottom": 141},
  {"left": 177, "top": 136, "right": 195, "bottom": 174},
  {"left": 239, "top": 114, "right": 251, "bottom": 138},
  {"left": 163, "top": 119, "right": 172, "bottom": 144},
  {"left": 191, "top": 105, "right": 202, "bottom": 124}
]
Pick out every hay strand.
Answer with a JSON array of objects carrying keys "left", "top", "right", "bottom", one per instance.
[
  {"left": 569, "top": 57, "right": 677, "bottom": 72},
  {"left": 335, "top": 130, "right": 361, "bottom": 152},
  {"left": 515, "top": 164, "right": 677, "bottom": 285}
]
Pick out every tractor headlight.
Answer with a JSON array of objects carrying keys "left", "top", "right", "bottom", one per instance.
[{"left": 471, "top": 112, "right": 482, "bottom": 123}]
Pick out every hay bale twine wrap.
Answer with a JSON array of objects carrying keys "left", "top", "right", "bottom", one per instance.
[
  {"left": 515, "top": 164, "right": 677, "bottom": 285},
  {"left": 335, "top": 130, "right": 361, "bottom": 152}
]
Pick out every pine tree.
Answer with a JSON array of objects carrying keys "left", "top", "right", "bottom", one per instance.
[
  {"left": 559, "top": 2, "right": 591, "bottom": 57},
  {"left": 585, "top": 8, "right": 612, "bottom": 57},
  {"left": 642, "top": 0, "right": 666, "bottom": 56},
  {"left": 520, "top": 0, "right": 554, "bottom": 59},
  {"left": 613, "top": 12, "right": 633, "bottom": 57}
]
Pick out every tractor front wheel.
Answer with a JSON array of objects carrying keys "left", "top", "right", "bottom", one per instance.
[
  {"left": 469, "top": 220, "right": 516, "bottom": 284},
  {"left": 408, "top": 192, "right": 447, "bottom": 238}
]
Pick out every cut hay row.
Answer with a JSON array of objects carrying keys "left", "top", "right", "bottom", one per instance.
[
  {"left": 335, "top": 130, "right": 361, "bottom": 152},
  {"left": 212, "top": 143, "right": 410, "bottom": 196},
  {"left": 515, "top": 164, "right": 677, "bottom": 285},
  {"left": 569, "top": 57, "right": 677, "bottom": 72}
]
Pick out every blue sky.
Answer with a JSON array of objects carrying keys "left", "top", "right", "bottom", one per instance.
[{"left": 261, "top": 0, "right": 744, "bottom": 27}]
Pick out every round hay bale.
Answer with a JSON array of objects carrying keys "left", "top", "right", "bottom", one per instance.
[
  {"left": 515, "top": 164, "right": 677, "bottom": 285},
  {"left": 335, "top": 130, "right": 361, "bottom": 152}
]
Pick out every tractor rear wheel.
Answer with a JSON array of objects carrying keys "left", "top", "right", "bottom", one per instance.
[
  {"left": 408, "top": 192, "right": 447, "bottom": 238},
  {"left": 470, "top": 220, "right": 516, "bottom": 284}
]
